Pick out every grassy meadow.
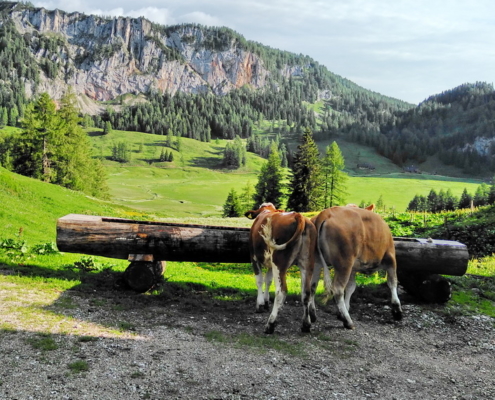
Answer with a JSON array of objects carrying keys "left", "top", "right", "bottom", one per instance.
[{"left": 90, "top": 128, "right": 482, "bottom": 216}]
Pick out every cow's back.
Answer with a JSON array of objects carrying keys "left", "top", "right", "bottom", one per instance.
[
  {"left": 314, "top": 206, "right": 394, "bottom": 269},
  {"left": 351, "top": 207, "right": 395, "bottom": 260}
]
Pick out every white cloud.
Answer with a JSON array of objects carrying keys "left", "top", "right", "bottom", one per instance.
[{"left": 177, "top": 11, "right": 222, "bottom": 27}]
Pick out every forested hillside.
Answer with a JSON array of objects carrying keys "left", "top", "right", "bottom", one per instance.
[
  {"left": 0, "top": 1, "right": 495, "bottom": 178},
  {"left": 358, "top": 82, "right": 495, "bottom": 175}
]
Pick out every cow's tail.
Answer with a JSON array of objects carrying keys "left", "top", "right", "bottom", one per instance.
[
  {"left": 316, "top": 218, "right": 333, "bottom": 304},
  {"left": 260, "top": 213, "right": 305, "bottom": 252}
]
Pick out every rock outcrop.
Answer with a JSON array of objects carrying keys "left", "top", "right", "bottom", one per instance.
[{"left": 3, "top": 3, "right": 280, "bottom": 112}]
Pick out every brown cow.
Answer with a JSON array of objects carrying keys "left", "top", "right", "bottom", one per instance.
[
  {"left": 311, "top": 205, "right": 402, "bottom": 329},
  {"left": 245, "top": 203, "right": 317, "bottom": 334}
]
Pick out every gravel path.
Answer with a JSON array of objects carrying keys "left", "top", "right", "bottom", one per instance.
[{"left": 1, "top": 276, "right": 494, "bottom": 400}]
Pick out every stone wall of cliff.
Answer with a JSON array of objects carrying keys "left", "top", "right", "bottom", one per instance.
[{"left": 3, "top": 3, "right": 280, "bottom": 112}]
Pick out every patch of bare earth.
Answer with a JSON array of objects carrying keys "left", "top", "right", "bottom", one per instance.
[{"left": 1, "top": 272, "right": 494, "bottom": 400}]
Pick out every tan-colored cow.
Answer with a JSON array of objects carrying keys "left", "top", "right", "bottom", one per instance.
[
  {"left": 245, "top": 203, "right": 317, "bottom": 334},
  {"left": 311, "top": 205, "right": 402, "bottom": 329}
]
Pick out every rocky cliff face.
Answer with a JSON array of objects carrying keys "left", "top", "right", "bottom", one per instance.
[{"left": 4, "top": 3, "right": 281, "bottom": 112}]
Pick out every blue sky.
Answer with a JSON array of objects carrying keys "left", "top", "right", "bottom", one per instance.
[{"left": 34, "top": 0, "right": 495, "bottom": 105}]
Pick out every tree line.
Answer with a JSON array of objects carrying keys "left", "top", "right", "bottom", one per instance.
[
  {"left": 406, "top": 182, "right": 495, "bottom": 213},
  {"left": 223, "top": 128, "right": 348, "bottom": 216}
]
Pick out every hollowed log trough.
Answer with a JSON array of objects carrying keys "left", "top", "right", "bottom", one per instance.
[{"left": 56, "top": 214, "right": 470, "bottom": 302}]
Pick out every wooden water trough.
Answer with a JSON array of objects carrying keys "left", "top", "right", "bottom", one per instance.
[{"left": 56, "top": 214, "right": 470, "bottom": 302}]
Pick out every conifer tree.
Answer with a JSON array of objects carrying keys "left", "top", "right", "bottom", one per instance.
[
  {"left": 322, "top": 141, "right": 348, "bottom": 208},
  {"left": 426, "top": 189, "right": 438, "bottom": 213},
  {"left": 16, "top": 92, "right": 59, "bottom": 181},
  {"left": 286, "top": 127, "right": 323, "bottom": 212},
  {"left": 222, "top": 188, "right": 243, "bottom": 217},
  {"left": 458, "top": 188, "right": 473, "bottom": 209},
  {"left": 14, "top": 91, "right": 109, "bottom": 198},
  {"left": 473, "top": 183, "right": 489, "bottom": 207},
  {"left": 240, "top": 181, "right": 255, "bottom": 211},
  {"left": 444, "top": 189, "right": 458, "bottom": 211},
  {"left": 103, "top": 120, "right": 112, "bottom": 135},
  {"left": 253, "top": 144, "right": 285, "bottom": 209}
]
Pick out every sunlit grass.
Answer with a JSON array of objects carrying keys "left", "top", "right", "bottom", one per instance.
[
  {"left": 467, "top": 255, "right": 495, "bottom": 276},
  {"left": 0, "top": 274, "right": 134, "bottom": 337}
]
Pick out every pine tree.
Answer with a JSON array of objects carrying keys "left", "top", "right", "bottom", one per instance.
[
  {"left": 16, "top": 92, "right": 59, "bottom": 181},
  {"left": 473, "top": 183, "right": 489, "bottom": 206},
  {"left": 426, "top": 189, "right": 438, "bottom": 213},
  {"left": 322, "top": 141, "right": 348, "bottom": 208},
  {"left": 286, "top": 127, "right": 323, "bottom": 212},
  {"left": 407, "top": 195, "right": 421, "bottom": 211},
  {"left": 458, "top": 188, "right": 473, "bottom": 209},
  {"left": 444, "top": 189, "right": 458, "bottom": 211},
  {"left": 253, "top": 144, "right": 285, "bottom": 209},
  {"left": 14, "top": 91, "right": 108, "bottom": 198},
  {"left": 222, "top": 188, "right": 243, "bottom": 217},
  {"left": 159, "top": 148, "right": 167, "bottom": 162},
  {"left": 103, "top": 120, "right": 112, "bottom": 135},
  {"left": 240, "top": 181, "right": 255, "bottom": 211}
]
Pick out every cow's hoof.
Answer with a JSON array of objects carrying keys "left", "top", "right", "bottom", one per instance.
[
  {"left": 255, "top": 304, "right": 266, "bottom": 313},
  {"left": 301, "top": 323, "right": 311, "bottom": 333},
  {"left": 392, "top": 306, "right": 403, "bottom": 321},
  {"left": 310, "top": 310, "right": 317, "bottom": 323},
  {"left": 343, "top": 321, "right": 355, "bottom": 330},
  {"left": 264, "top": 322, "right": 276, "bottom": 334}
]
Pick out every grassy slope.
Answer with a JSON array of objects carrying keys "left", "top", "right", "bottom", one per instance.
[
  {"left": 90, "top": 129, "right": 482, "bottom": 215},
  {"left": 0, "top": 166, "right": 148, "bottom": 244}
]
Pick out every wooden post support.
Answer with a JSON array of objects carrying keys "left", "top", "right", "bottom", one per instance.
[{"left": 123, "top": 254, "right": 166, "bottom": 293}]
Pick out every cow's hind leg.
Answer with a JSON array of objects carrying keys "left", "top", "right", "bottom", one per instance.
[
  {"left": 253, "top": 260, "right": 267, "bottom": 313},
  {"left": 307, "top": 258, "right": 323, "bottom": 325},
  {"left": 300, "top": 267, "right": 316, "bottom": 332},
  {"left": 384, "top": 254, "right": 403, "bottom": 321},
  {"left": 332, "top": 261, "right": 356, "bottom": 329},
  {"left": 265, "top": 265, "right": 287, "bottom": 334},
  {"left": 263, "top": 266, "right": 273, "bottom": 310},
  {"left": 344, "top": 271, "right": 357, "bottom": 312}
]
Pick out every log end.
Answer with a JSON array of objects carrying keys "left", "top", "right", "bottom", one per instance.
[
  {"left": 398, "top": 271, "right": 452, "bottom": 303},
  {"left": 123, "top": 261, "right": 165, "bottom": 293}
]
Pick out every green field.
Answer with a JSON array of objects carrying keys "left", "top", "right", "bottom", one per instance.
[{"left": 91, "top": 129, "right": 482, "bottom": 216}]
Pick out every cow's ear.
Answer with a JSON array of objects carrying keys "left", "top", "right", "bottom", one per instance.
[{"left": 245, "top": 210, "right": 255, "bottom": 219}]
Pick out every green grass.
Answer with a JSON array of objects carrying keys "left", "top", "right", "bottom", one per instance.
[
  {"left": 26, "top": 333, "right": 58, "bottom": 351},
  {"left": 88, "top": 129, "right": 482, "bottom": 216},
  {"left": 0, "top": 166, "right": 149, "bottom": 245},
  {"left": 68, "top": 360, "right": 89, "bottom": 373}
]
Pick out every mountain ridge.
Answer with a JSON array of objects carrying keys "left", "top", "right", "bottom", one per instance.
[{"left": 0, "top": 1, "right": 410, "bottom": 114}]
